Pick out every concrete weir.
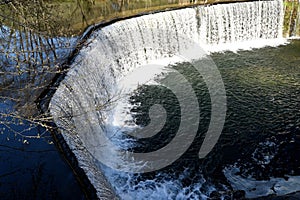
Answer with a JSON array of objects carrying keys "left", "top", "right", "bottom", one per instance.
[{"left": 48, "top": 0, "right": 287, "bottom": 198}]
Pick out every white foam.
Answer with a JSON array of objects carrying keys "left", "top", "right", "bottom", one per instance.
[
  {"left": 102, "top": 166, "right": 212, "bottom": 200},
  {"left": 224, "top": 167, "right": 300, "bottom": 198},
  {"left": 110, "top": 56, "right": 183, "bottom": 130},
  {"left": 49, "top": 0, "right": 289, "bottom": 198},
  {"left": 204, "top": 38, "right": 288, "bottom": 53}
]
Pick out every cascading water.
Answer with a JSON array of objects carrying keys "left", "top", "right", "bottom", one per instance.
[{"left": 49, "top": 0, "right": 299, "bottom": 199}]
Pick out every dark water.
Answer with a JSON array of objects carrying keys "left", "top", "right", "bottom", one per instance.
[
  {"left": 210, "top": 40, "right": 300, "bottom": 176},
  {"left": 0, "top": 101, "right": 85, "bottom": 199},
  {"left": 0, "top": 40, "right": 299, "bottom": 199},
  {"left": 107, "top": 40, "right": 300, "bottom": 199}
]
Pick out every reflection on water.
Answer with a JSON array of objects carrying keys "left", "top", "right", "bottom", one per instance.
[
  {"left": 0, "top": 100, "right": 86, "bottom": 199},
  {"left": 0, "top": 2, "right": 82, "bottom": 198},
  {"left": 0, "top": 0, "right": 299, "bottom": 198}
]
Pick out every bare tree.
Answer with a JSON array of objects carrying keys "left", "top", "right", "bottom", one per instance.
[
  {"left": 0, "top": 0, "right": 77, "bottom": 139},
  {"left": 0, "top": 0, "right": 122, "bottom": 140}
]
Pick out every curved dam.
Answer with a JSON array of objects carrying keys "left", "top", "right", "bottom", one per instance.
[{"left": 48, "top": 0, "right": 295, "bottom": 199}]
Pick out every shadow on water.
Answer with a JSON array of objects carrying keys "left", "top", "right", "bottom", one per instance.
[
  {"left": 206, "top": 39, "right": 300, "bottom": 173},
  {"left": 109, "top": 40, "right": 300, "bottom": 199},
  {"left": 0, "top": 0, "right": 299, "bottom": 199}
]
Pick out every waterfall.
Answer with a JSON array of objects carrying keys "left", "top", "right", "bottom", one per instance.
[{"left": 49, "top": 0, "right": 285, "bottom": 198}]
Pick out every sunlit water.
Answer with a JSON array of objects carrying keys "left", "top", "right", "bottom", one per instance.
[
  {"left": 1, "top": 0, "right": 299, "bottom": 199},
  {"left": 48, "top": 0, "right": 300, "bottom": 196}
]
